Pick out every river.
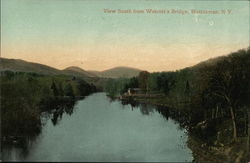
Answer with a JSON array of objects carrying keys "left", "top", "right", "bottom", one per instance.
[{"left": 2, "top": 93, "right": 193, "bottom": 162}]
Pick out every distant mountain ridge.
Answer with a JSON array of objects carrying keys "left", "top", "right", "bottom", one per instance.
[
  {"left": 63, "top": 66, "right": 97, "bottom": 77},
  {"left": 0, "top": 58, "right": 95, "bottom": 81},
  {"left": 0, "top": 58, "right": 142, "bottom": 79},
  {"left": 1, "top": 56, "right": 231, "bottom": 79},
  {"left": 0, "top": 58, "right": 62, "bottom": 75},
  {"left": 87, "top": 66, "right": 142, "bottom": 78},
  {"left": 1, "top": 48, "right": 248, "bottom": 79}
]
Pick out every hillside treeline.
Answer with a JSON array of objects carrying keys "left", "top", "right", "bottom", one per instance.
[
  {"left": 0, "top": 71, "right": 97, "bottom": 139},
  {"left": 105, "top": 48, "right": 250, "bottom": 151}
]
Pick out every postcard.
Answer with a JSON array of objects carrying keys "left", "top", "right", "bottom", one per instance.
[{"left": 1, "top": 0, "right": 249, "bottom": 162}]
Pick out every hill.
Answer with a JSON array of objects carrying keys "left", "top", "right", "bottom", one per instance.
[
  {"left": 0, "top": 58, "right": 98, "bottom": 79},
  {"left": 63, "top": 66, "right": 97, "bottom": 78},
  {"left": 0, "top": 58, "right": 62, "bottom": 75},
  {"left": 0, "top": 58, "right": 142, "bottom": 79},
  {"left": 0, "top": 58, "right": 110, "bottom": 90},
  {"left": 88, "top": 66, "right": 142, "bottom": 78}
]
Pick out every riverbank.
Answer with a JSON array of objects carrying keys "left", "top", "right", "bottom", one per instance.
[
  {"left": 0, "top": 71, "right": 97, "bottom": 147},
  {"left": 187, "top": 131, "right": 249, "bottom": 163},
  {"left": 118, "top": 94, "right": 249, "bottom": 163},
  {"left": 119, "top": 94, "right": 178, "bottom": 108}
]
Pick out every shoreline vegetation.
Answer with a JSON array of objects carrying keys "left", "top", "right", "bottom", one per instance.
[
  {"left": 105, "top": 47, "right": 250, "bottom": 163},
  {"left": 0, "top": 72, "right": 97, "bottom": 147},
  {"left": 0, "top": 47, "right": 249, "bottom": 162},
  {"left": 114, "top": 94, "right": 249, "bottom": 163}
]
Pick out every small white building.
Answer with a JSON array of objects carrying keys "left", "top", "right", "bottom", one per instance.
[{"left": 127, "top": 88, "right": 143, "bottom": 95}]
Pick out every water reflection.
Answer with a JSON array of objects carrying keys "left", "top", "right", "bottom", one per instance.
[
  {"left": 1, "top": 96, "right": 78, "bottom": 161},
  {"left": 49, "top": 97, "right": 78, "bottom": 125},
  {"left": 2, "top": 93, "right": 193, "bottom": 162},
  {"left": 121, "top": 99, "right": 154, "bottom": 115},
  {"left": 118, "top": 98, "right": 188, "bottom": 130}
]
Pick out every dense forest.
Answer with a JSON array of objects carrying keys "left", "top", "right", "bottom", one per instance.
[
  {"left": 105, "top": 48, "right": 250, "bottom": 162},
  {"left": 0, "top": 71, "right": 97, "bottom": 142}
]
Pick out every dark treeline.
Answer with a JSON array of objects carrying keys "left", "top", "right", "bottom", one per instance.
[
  {"left": 0, "top": 71, "right": 97, "bottom": 145},
  {"left": 105, "top": 48, "right": 250, "bottom": 162}
]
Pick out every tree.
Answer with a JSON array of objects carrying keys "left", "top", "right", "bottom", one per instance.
[
  {"left": 184, "top": 80, "right": 190, "bottom": 96},
  {"left": 156, "top": 72, "right": 176, "bottom": 95},
  {"left": 58, "top": 82, "right": 64, "bottom": 96},
  {"left": 51, "top": 81, "right": 59, "bottom": 96},
  {"left": 64, "top": 83, "right": 74, "bottom": 97},
  {"left": 77, "top": 79, "right": 96, "bottom": 96},
  {"left": 205, "top": 50, "right": 250, "bottom": 140},
  {"left": 138, "top": 71, "right": 150, "bottom": 93},
  {"left": 121, "top": 77, "right": 139, "bottom": 94},
  {"left": 148, "top": 73, "right": 159, "bottom": 91},
  {"left": 77, "top": 80, "right": 89, "bottom": 96}
]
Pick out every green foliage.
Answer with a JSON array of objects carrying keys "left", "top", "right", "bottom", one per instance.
[
  {"left": 104, "top": 47, "right": 250, "bottom": 143},
  {"left": 184, "top": 80, "right": 190, "bottom": 96},
  {"left": 76, "top": 79, "right": 96, "bottom": 96},
  {"left": 121, "top": 77, "right": 139, "bottom": 94},
  {"left": 156, "top": 72, "right": 176, "bottom": 95},
  {"left": 51, "top": 81, "right": 59, "bottom": 96},
  {"left": 148, "top": 73, "right": 159, "bottom": 91},
  {"left": 138, "top": 71, "right": 150, "bottom": 91},
  {"left": 104, "top": 78, "right": 130, "bottom": 97},
  {"left": 64, "top": 83, "right": 74, "bottom": 97},
  {"left": 0, "top": 72, "right": 97, "bottom": 137}
]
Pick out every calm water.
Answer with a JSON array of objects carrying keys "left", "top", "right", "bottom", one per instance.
[{"left": 2, "top": 93, "right": 193, "bottom": 162}]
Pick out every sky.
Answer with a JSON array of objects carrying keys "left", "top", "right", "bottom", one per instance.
[{"left": 1, "top": 0, "right": 249, "bottom": 72}]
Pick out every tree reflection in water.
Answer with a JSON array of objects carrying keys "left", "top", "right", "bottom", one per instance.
[
  {"left": 50, "top": 97, "right": 78, "bottom": 125},
  {"left": 118, "top": 98, "right": 189, "bottom": 130},
  {"left": 1, "top": 96, "right": 79, "bottom": 160}
]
